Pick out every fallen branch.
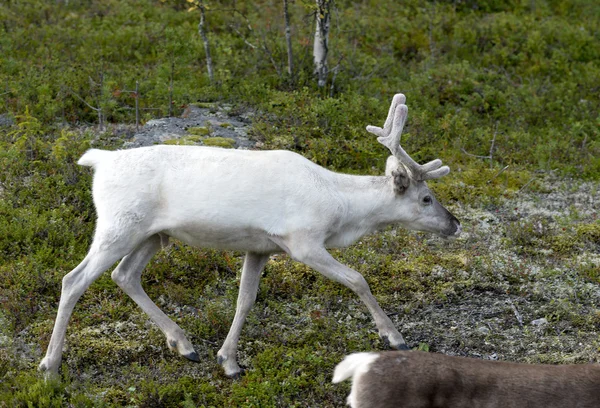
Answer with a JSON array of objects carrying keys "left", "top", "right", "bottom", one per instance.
[
  {"left": 507, "top": 299, "right": 523, "bottom": 328},
  {"left": 462, "top": 122, "right": 499, "bottom": 169},
  {"left": 517, "top": 177, "right": 536, "bottom": 194},
  {"left": 229, "top": 24, "right": 258, "bottom": 49},
  {"left": 64, "top": 86, "right": 104, "bottom": 131},
  {"left": 65, "top": 87, "right": 100, "bottom": 112},
  {"left": 461, "top": 148, "right": 490, "bottom": 160},
  {"left": 487, "top": 165, "right": 509, "bottom": 184}
]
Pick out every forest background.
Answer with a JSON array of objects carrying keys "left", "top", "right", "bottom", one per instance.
[{"left": 0, "top": 0, "right": 599, "bottom": 406}]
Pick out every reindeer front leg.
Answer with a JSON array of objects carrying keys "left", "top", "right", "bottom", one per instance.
[{"left": 280, "top": 238, "right": 408, "bottom": 350}]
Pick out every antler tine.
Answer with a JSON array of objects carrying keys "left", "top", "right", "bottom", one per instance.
[
  {"left": 377, "top": 104, "right": 407, "bottom": 155},
  {"left": 420, "top": 159, "right": 443, "bottom": 173},
  {"left": 367, "top": 93, "right": 451, "bottom": 181},
  {"left": 422, "top": 165, "right": 450, "bottom": 180},
  {"left": 381, "top": 93, "right": 406, "bottom": 136},
  {"left": 384, "top": 104, "right": 425, "bottom": 174},
  {"left": 367, "top": 94, "right": 420, "bottom": 173},
  {"left": 366, "top": 93, "right": 405, "bottom": 138}
]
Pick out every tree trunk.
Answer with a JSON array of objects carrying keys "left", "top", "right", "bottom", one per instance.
[
  {"left": 283, "top": 0, "right": 294, "bottom": 78},
  {"left": 313, "top": 0, "right": 331, "bottom": 88},
  {"left": 198, "top": 3, "right": 214, "bottom": 83},
  {"left": 97, "top": 70, "right": 105, "bottom": 131}
]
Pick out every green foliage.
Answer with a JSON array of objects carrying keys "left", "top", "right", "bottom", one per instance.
[
  {"left": 228, "top": 345, "right": 339, "bottom": 407},
  {"left": 187, "top": 126, "right": 211, "bottom": 136},
  {"left": 1, "top": 1, "right": 599, "bottom": 406},
  {"left": 1, "top": 0, "right": 599, "bottom": 176},
  {"left": 505, "top": 218, "right": 600, "bottom": 258},
  {"left": 576, "top": 222, "right": 600, "bottom": 246},
  {"left": 417, "top": 342, "right": 430, "bottom": 352},
  {"left": 163, "top": 135, "right": 204, "bottom": 145},
  {"left": 0, "top": 371, "right": 102, "bottom": 408},
  {"left": 4, "top": 375, "right": 67, "bottom": 408},
  {"left": 202, "top": 137, "right": 236, "bottom": 148},
  {"left": 579, "top": 264, "right": 600, "bottom": 285}
]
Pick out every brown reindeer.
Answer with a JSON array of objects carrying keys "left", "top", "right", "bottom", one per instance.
[{"left": 333, "top": 351, "right": 600, "bottom": 408}]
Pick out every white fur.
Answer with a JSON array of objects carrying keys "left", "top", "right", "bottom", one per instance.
[
  {"left": 80, "top": 146, "right": 410, "bottom": 251},
  {"left": 39, "top": 94, "right": 460, "bottom": 378},
  {"left": 333, "top": 352, "right": 380, "bottom": 407}
]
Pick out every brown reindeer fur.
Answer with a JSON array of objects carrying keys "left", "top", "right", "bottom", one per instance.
[{"left": 338, "top": 351, "right": 600, "bottom": 408}]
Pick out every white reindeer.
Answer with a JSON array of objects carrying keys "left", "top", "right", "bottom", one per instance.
[
  {"left": 333, "top": 350, "right": 600, "bottom": 408},
  {"left": 39, "top": 94, "right": 461, "bottom": 378}
]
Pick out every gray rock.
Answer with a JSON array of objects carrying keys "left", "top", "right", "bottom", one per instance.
[
  {"left": 123, "top": 104, "right": 255, "bottom": 149},
  {"left": 531, "top": 318, "right": 548, "bottom": 326},
  {"left": 0, "top": 113, "right": 14, "bottom": 127}
]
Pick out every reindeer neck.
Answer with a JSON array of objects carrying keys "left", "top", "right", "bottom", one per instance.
[{"left": 327, "top": 173, "right": 396, "bottom": 245}]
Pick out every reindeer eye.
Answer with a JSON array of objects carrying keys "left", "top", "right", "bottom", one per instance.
[{"left": 423, "top": 195, "right": 432, "bottom": 205}]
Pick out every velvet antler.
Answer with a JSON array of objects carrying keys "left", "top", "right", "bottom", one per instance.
[{"left": 367, "top": 93, "right": 450, "bottom": 181}]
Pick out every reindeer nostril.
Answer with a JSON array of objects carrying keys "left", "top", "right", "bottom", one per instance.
[{"left": 440, "top": 219, "right": 461, "bottom": 239}]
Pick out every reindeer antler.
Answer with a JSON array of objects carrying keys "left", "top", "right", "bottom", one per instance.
[{"left": 367, "top": 93, "right": 450, "bottom": 181}]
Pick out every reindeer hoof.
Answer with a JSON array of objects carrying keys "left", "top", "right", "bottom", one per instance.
[
  {"left": 184, "top": 351, "right": 200, "bottom": 362},
  {"left": 38, "top": 358, "right": 59, "bottom": 375},
  {"left": 217, "top": 353, "right": 245, "bottom": 378},
  {"left": 381, "top": 335, "right": 410, "bottom": 350},
  {"left": 226, "top": 367, "right": 245, "bottom": 380},
  {"left": 381, "top": 335, "right": 391, "bottom": 349}
]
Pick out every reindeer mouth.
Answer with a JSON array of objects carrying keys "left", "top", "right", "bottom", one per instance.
[{"left": 439, "top": 222, "right": 462, "bottom": 240}]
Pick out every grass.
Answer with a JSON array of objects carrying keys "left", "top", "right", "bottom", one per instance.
[
  {"left": 2, "top": 131, "right": 598, "bottom": 405},
  {"left": 1, "top": 0, "right": 599, "bottom": 406}
]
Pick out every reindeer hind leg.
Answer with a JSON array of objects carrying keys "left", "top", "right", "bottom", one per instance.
[
  {"left": 111, "top": 234, "right": 199, "bottom": 362},
  {"left": 39, "top": 224, "right": 147, "bottom": 375}
]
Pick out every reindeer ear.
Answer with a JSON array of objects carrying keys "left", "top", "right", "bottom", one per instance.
[
  {"left": 391, "top": 166, "right": 410, "bottom": 195},
  {"left": 385, "top": 156, "right": 400, "bottom": 176},
  {"left": 386, "top": 156, "right": 409, "bottom": 194}
]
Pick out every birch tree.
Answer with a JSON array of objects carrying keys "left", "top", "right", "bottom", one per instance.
[
  {"left": 283, "top": 0, "right": 294, "bottom": 78},
  {"left": 188, "top": 0, "right": 214, "bottom": 83},
  {"left": 313, "top": 0, "right": 331, "bottom": 87}
]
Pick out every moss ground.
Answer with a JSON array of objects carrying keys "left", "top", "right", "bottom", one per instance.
[
  {"left": 1, "top": 0, "right": 599, "bottom": 406},
  {"left": 0, "top": 128, "right": 598, "bottom": 406}
]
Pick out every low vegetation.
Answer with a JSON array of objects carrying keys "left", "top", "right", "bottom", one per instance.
[{"left": 0, "top": 0, "right": 598, "bottom": 406}]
